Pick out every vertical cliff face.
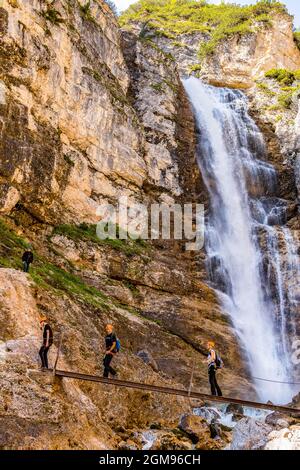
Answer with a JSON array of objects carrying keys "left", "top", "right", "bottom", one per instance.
[
  {"left": 197, "top": 13, "right": 300, "bottom": 89},
  {"left": 0, "top": 1, "right": 178, "bottom": 223},
  {"left": 0, "top": 0, "right": 145, "bottom": 221},
  {"left": 1, "top": 0, "right": 300, "bottom": 450},
  {"left": 0, "top": 0, "right": 205, "bottom": 223},
  {"left": 0, "top": 0, "right": 247, "bottom": 451}
]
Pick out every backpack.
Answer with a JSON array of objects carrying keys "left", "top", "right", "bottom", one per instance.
[
  {"left": 115, "top": 338, "right": 121, "bottom": 353},
  {"left": 215, "top": 352, "right": 223, "bottom": 369}
]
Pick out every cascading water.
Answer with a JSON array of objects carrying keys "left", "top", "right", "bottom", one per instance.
[{"left": 183, "top": 77, "right": 299, "bottom": 404}]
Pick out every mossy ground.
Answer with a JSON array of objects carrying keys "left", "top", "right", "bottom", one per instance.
[{"left": 0, "top": 218, "right": 109, "bottom": 309}]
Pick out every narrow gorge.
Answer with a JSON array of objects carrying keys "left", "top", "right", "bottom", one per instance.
[{"left": 0, "top": 0, "right": 300, "bottom": 451}]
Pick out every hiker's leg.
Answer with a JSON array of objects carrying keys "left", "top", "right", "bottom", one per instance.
[
  {"left": 103, "top": 355, "right": 110, "bottom": 378},
  {"left": 39, "top": 346, "right": 46, "bottom": 368},
  {"left": 215, "top": 374, "right": 222, "bottom": 396},
  {"left": 44, "top": 346, "right": 50, "bottom": 369},
  {"left": 23, "top": 261, "right": 28, "bottom": 272},
  {"left": 106, "top": 354, "right": 116, "bottom": 376},
  {"left": 209, "top": 367, "right": 217, "bottom": 396}
]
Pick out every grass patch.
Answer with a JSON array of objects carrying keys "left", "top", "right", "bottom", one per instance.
[
  {"left": 264, "top": 68, "right": 300, "bottom": 109},
  {"left": 278, "top": 91, "right": 294, "bottom": 109},
  {"left": 265, "top": 68, "right": 300, "bottom": 86},
  {"left": 41, "top": 7, "right": 65, "bottom": 25},
  {"left": 0, "top": 218, "right": 109, "bottom": 309},
  {"left": 0, "top": 219, "right": 28, "bottom": 270},
  {"left": 52, "top": 223, "right": 151, "bottom": 257},
  {"left": 188, "top": 63, "right": 202, "bottom": 77},
  {"left": 120, "top": 0, "right": 286, "bottom": 58},
  {"left": 151, "top": 82, "right": 164, "bottom": 93},
  {"left": 264, "top": 104, "right": 281, "bottom": 111},
  {"left": 171, "top": 40, "right": 187, "bottom": 48},
  {"left": 31, "top": 259, "right": 109, "bottom": 309},
  {"left": 79, "top": 1, "right": 97, "bottom": 24},
  {"left": 256, "top": 81, "right": 276, "bottom": 96}
]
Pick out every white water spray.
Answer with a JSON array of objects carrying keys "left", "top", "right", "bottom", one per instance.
[{"left": 184, "top": 77, "right": 299, "bottom": 404}]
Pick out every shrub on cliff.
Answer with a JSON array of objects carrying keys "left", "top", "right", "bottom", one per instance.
[
  {"left": 265, "top": 69, "right": 300, "bottom": 86},
  {"left": 264, "top": 68, "right": 300, "bottom": 109},
  {"left": 120, "top": 0, "right": 287, "bottom": 58},
  {"left": 294, "top": 32, "right": 300, "bottom": 51},
  {"left": 265, "top": 68, "right": 300, "bottom": 85}
]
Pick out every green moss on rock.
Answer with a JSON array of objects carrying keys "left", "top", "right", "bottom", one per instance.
[{"left": 52, "top": 223, "right": 151, "bottom": 257}]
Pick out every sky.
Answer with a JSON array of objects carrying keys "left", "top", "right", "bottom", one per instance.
[{"left": 113, "top": 0, "right": 300, "bottom": 28}]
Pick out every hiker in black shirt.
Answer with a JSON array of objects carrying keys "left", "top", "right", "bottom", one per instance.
[
  {"left": 39, "top": 316, "right": 53, "bottom": 369},
  {"left": 103, "top": 324, "right": 117, "bottom": 378},
  {"left": 22, "top": 247, "right": 34, "bottom": 273}
]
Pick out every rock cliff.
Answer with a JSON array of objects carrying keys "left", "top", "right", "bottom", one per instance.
[{"left": 0, "top": 0, "right": 300, "bottom": 450}]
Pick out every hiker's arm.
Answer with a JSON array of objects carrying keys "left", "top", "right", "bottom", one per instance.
[
  {"left": 46, "top": 330, "right": 50, "bottom": 348},
  {"left": 108, "top": 341, "right": 116, "bottom": 354}
]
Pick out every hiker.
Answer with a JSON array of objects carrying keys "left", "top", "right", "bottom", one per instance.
[
  {"left": 39, "top": 316, "right": 53, "bottom": 370},
  {"left": 22, "top": 246, "right": 33, "bottom": 273},
  {"left": 206, "top": 341, "right": 222, "bottom": 397},
  {"left": 103, "top": 324, "right": 118, "bottom": 378}
]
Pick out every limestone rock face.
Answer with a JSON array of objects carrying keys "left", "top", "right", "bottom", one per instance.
[
  {"left": 0, "top": 0, "right": 148, "bottom": 222},
  {"left": 121, "top": 31, "right": 203, "bottom": 202},
  {"left": 152, "top": 13, "right": 300, "bottom": 88},
  {"left": 200, "top": 14, "right": 300, "bottom": 89}
]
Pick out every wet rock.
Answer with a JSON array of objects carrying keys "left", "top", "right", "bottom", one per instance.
[
  {"left": 265, "top": 412, "right": 299, "bottom": 428},
  {"left": 195, "top": 406, "right": 221, "bottom": 423},
  {"left": 226, "top": 403, "right": 244, "bottom": 416},
  {"left": 264, "top": 425, "right": 300, "bottom": 450},
  {"left": 229, "top": 417, "right": 273, "bottom": 450},
  {"left": 179, "top": 414, "right": 211, "bottom": 444},
  {"left": 209, "top": 419, "right": 222, "bottom": 439}
]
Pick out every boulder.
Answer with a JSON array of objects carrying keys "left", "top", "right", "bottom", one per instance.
[
  {"left": 136, "top": 350, "right": 159, "bottom": 372},
  {"left": 226, "top": 403, "right": 244, "bottom": 416},
  {"left": 264, "top": 425, "right": 300, "bottom": 450},
  {"left": 265, "top": 412, "right": 298, "bottom": 429},
  {"left": 229, "top": 417, "right": 273, "bottom": 450},
  {"left": 179, "top": 414, "right": 211, "bottom": 444},
  {"left": 152, "top": 433, "right": 193, "bottom": 451}
]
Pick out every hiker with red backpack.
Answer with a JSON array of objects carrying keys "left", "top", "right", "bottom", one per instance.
[
  {"left": 206, "top": 341, "right": 223, "bottom": 396},
  {"left": 103, "top": 324, "right": 120, "bottom": 378}
]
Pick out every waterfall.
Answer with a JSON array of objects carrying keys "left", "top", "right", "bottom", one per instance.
[{"left": 183, "top": 77, "right": 299, "bottom": 404}]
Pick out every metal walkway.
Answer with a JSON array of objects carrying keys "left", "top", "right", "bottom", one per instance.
[{"left": 49, "top": 368, "right": 300, "bottom": 415}]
